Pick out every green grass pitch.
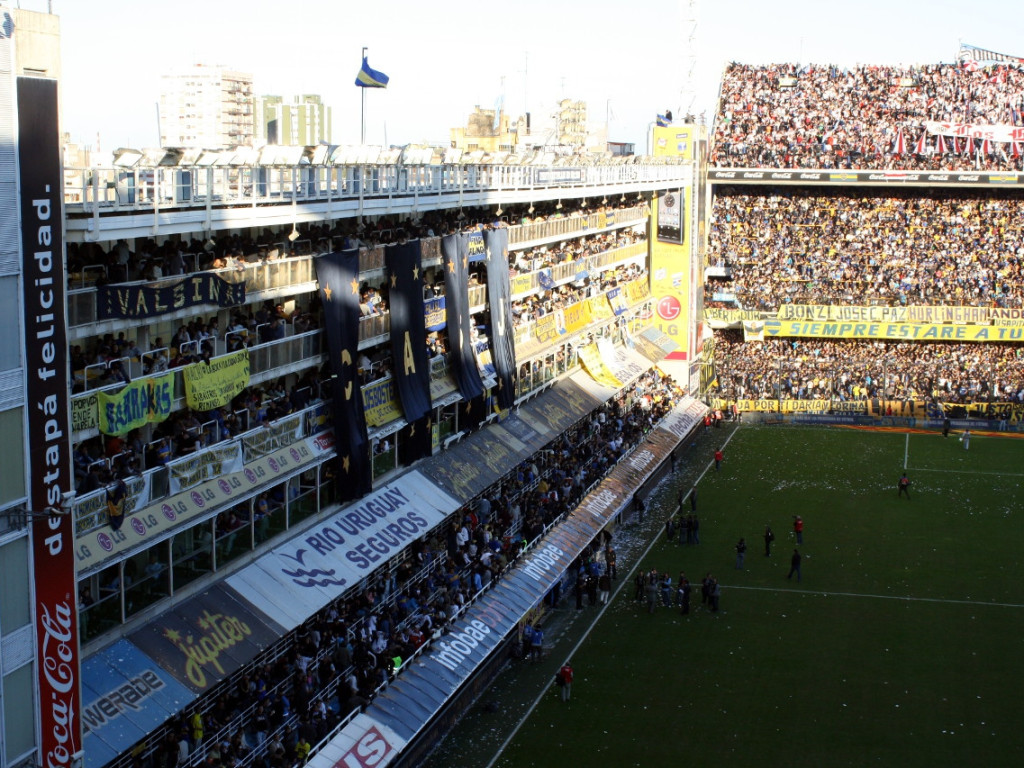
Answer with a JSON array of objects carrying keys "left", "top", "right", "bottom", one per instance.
[{"left": 496, "top": 425, "right": 1024, "bottom": 767}]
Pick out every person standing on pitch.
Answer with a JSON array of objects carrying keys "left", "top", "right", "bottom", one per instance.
[
  {"left": 558, "top": 661, "right": 573, "bottom": 702},
  {"left": 961, "top": 429, "right": 971, "bottom": 450},
  {"left": 764, "top": 524, "right": 775, "bottom": 556},
  {"left": 735, "top": 537, "right": 747, "bottom": 569},
  {"left": 787, "top": 549, "right": 802, "bottom": 582},
  {"left": 898, "top": 472, "right": 910, "bottom": 499},
  {"left": 793, "top": 515, "right": 804, "bottom": 544},
  {"left": 715, "top": 448, "right": 724, "bottom": 471}
]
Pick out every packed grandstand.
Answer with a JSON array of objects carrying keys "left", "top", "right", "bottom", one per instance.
[
  {"left": 707, "top": 57, "right": 1024, "bottom": 423},
  {"left": 68, "top": 53, "right": 1024, "bottom": 768}
]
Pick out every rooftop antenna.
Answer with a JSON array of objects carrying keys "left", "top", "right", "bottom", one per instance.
[{"left": 679, "top": 0, "right": 699, "bottom": 120}]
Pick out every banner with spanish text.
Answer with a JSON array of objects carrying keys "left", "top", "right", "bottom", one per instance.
[
  {"left": 776, "top": 304, "right": 1005, "bottom": 324},
  {"left": 424, "top": 296, "right": 446, "bottom": 331},
  {"left": 183, "top": 350, "right": 250, "bottom": 410},
  {"left": 20, "top": 76, "right": 82, "bottom": 768},
  {"left": 467, "top": 229, "right": 487, "bottom": 262},
  {"left": 578, "top": 343, "right": 623, "bottom": 389},
  {"left": 607, "top": 287, "right": 629, "bottom": 315},
  {"left": 623, "top": 278, "right": 651, "bottom": 306},
  {"left": 73, "top": 392, "right": 100, "bottom": 432},
  {"left": 168, "top": 443, "right": 244, "bottom": 495},
  {"left": 511, "top": 273, "right": 534, "bottom": 296},
  {"left": 762, "top": 319, "right": 1022, "bottom": 342},
  {"left": 97, "top": 373, "right": 175, "bottom": 435},
  {"left": 928, "top": 400, "right": 1024, "bottom": 423},
  {"left": 98, "top": 272, "right": 245, "bottom": 320},
  {"left": 563, "top": 300, "right": 594, "bottom": 335},
  {"left": 589, "top": 293, "right": 614, "bottom": 322},
  {"left": 924, "top": 120, "right": 1024, "bottom": 143},
  {"left": 713, "top": 398, "right": 869, "bottom": 415},
  {"left": 362, "top": 377, "right": 403, "bottom": 427},
  {"left": 704, "top": 307, "right": 769, "bottom": 329},
  {"left": 712, "top": 304, "right": 1024, "bottom": 329},
  {"left": 535, "top": 313, "right": 560, "bottom": 344}
]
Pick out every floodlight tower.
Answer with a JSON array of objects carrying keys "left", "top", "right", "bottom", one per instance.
[{"left": 679, "top": 0, "right": 699, "bottom": 121}]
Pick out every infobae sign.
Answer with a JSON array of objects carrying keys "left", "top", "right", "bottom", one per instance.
[{"left": 20, "top": 77, "right": 81, "bottom": 768}]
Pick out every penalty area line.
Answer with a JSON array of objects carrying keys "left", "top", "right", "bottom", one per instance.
[
  {"left": 726, "top": 584, "right": 1024, "bottom": 609},
  {"left": 905, "top": 465, "right": 1024, "bottom": 478}
]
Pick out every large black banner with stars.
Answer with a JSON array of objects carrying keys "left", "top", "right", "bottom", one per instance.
[
  {"left": 441, "top": 233, "right": 485, "bottom": 403},
  {"left": 314, "top": 250, "right": 372, "bottom": 499},
  {"left": 483, "top": 228, "right": 517, "bottom": 410},
  {"left": 386, "top": 240, "right": 433, "bottom": 462}
]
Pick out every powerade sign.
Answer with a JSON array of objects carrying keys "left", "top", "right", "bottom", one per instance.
[{"left": 708, "top": 168, "right": 1024, "bottom": 187}]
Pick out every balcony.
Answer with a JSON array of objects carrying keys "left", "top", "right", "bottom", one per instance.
[
  {"left": 508, "top": 204, "right": 647, "bottom": 247},
  {"left": 62, "top": 163, "right": 686, "bottom": 242}
]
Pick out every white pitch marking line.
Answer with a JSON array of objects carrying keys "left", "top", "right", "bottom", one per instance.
[{"left": 725, "top": 584, "right": 1024, "bottom": 609}]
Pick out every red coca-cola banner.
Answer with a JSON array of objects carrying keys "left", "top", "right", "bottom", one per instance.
[{"left": 19, "top": 76, "right": 81, "bottom": 768}]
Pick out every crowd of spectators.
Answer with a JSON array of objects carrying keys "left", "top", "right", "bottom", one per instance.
[
  {"left": 707, "top": 188, "right": 1024, "bottom": 309},
  {"left": 713, "top": 330, "right": 1024, "bottom": 404},
  {"left": 68, "top": 200, "right": 644, "bottom": 288},
  {"left": 713, "top": 61, "right": 1024, "bottom": 171},
  {"left": 141, "top": 368, "right": 684, "bottom": 768},
  {"left": 509, "top": 228, "right": 644, "bottom": 275},
  {"left": 72, "top": 371, "right": 323, "bottom": 496},
  {"left": 512, "top": 263, "right": 648, "bottom": 329}
]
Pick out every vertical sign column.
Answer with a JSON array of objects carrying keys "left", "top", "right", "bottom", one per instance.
[{"left": 19, "top": 76, "right": 80, "bottom": 768}]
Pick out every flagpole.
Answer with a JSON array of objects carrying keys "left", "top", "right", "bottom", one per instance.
[{"left": 361, "top": 46, "right": 367, "bottom": 145}]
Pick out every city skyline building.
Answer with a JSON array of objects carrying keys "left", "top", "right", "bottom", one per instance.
[
  {"left": 256, "top": 94, "right": 332, "bottom": 146},
  {"left": 158, "top": 64, "right": 255, "bottom": 148}
]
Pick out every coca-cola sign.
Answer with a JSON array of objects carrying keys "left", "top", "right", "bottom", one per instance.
[{"left": 20, "top": 77, "right": 80, "bottom": 768}]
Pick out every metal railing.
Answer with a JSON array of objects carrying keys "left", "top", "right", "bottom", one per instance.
[
  {"left": 73, "top": 400, "right": 329, "bottom": 536},
  {"left": 510, "top": 241, "right": 648, "bottom": 299},
  {"left": 71, "top": 330, "right": 326, "bottom": 439},
  {"left": 67, "top": 217, "right": 649, "bottom": 330},
  {"left": 65, "top": 165, "right": 685, "bottom": 217},
  {"left": 508, "top": 204, "right": 648, "bottom": 245}
]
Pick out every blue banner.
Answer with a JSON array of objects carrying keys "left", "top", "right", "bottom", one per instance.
[
  {"left": 467, "top": 230, "right": 486, "bottom": 263},
  {"left": 386, "top": 240, "right": 433, "bottom": 462},
  {"left": 315, "top": 250, "right": 372, "bottom": 499},
  {"left": 441, "top": 234, "right": 484, "bottom": 405},
  {"left": 424, "top": 296, "right": 446, "bottom": 331},
  {"left": 98, "top": 272, "right": 245, "bottom": 320},
  {"left": 81, "top": 641, "right": 194, "bottom": 768},
  {"left": 483, "top": 228, "right": 517, "bottom": 409}
]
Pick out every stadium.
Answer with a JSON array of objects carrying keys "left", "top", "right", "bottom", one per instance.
[{"left": 1, "top": 5, "right": 1024, "bottom": 768}]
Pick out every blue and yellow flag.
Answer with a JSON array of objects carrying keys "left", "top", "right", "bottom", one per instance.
[
  {"left": 355, "top": 57, "right": 389, "bottom": 88},
  {"left": 656, "top": 113, "right": 670, "bottom": 127}
]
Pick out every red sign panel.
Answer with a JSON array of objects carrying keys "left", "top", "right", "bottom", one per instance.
[
  {"left": 19, "top": 76, "right": 81, "bottom": 768},
  {"left": 332, "top": 726, "right": 396, "bottom": 768}
]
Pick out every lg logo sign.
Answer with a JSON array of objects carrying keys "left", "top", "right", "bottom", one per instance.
[{"left": 657, "top": 296, "right": 681, "bottom": 321}]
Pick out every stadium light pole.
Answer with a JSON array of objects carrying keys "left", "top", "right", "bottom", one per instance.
[{"left": 646, "top": 121, "right": 655, "bottom": 155}]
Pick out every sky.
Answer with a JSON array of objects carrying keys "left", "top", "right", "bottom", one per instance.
[{"left": 24, "top": 0, "right": 1024, "bottom": 155}]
